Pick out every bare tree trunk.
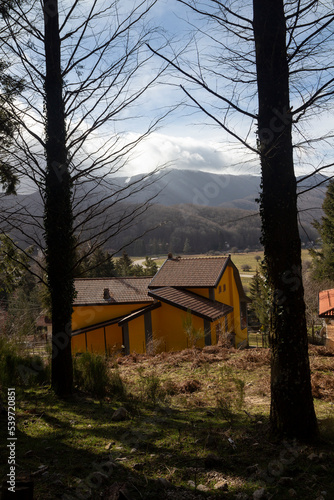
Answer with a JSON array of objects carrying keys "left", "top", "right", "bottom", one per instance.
[
  {"left": 253, "top": 0, "right": 317, "bottom": 439},
  {"left": 43, "top": 0, "right": 74, "bottom": 396}
]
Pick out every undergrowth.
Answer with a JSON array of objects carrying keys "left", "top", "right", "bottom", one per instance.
[
  {"left": 0, "top": 336, "right": 49, "bottom": 390},
  {"left": 73, "top": 352, "right": 110, "bottom": 398}
]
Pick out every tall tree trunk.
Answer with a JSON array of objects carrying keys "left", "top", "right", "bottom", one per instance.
[
  {"left": 253, "top": 0, "right": 317, "bottom": 439},
  {"left": 43, "top": 0, "right": 74, "bottom": 396}
]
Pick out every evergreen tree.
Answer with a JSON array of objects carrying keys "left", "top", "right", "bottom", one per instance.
[
  {"left": 142, "top": 256, "right": 158, "bottom": 276},
  {"left": 77, "top": 247, "right": 116, "bottom": 278},
  {"left": 131, "top": 264, "right": 145, "bottom": 276},
  {"left": 249, "top": 267, "right": 271, "bottom": 333},
  {"left": 310, "top": 179, "right": 334, "bottom": 281},
  {"left": 115, "top": 251, "right": 134, "bottom": 277}
]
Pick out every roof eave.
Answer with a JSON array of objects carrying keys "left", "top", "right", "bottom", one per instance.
[
  {"left": 319, "top": 310, "right": 334, "bottom": 318},
  {"left": 148, "top": 290, "right": 233, "bottom": 322},
  {"left": 118, "top": 302, "right": 161, "bottom": 326},
  {"left": 73, "top": 300, "right": 152, "bottom": 307}
]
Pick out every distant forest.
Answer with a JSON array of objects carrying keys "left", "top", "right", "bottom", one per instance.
[
  {"left": 3, "top": 169, "right": 324, "bottom": 257},
  {"left": 108, "top": 203, "right": 319, "bottom": 256}
]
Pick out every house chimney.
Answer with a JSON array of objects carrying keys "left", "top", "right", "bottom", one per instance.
[
  {"left": 167, "top": 252, "right": 173, "bottom": 259},
  {"left": 103, "top": 288, "right": 111, "bottom": 300}
]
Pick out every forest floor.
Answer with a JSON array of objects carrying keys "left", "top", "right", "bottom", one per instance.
[{"left": 0, "top": 345, "right": 333, "bottom": 500}]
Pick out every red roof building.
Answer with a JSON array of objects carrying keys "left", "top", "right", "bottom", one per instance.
[
  {"left": 318, "top": 289, "right": 334, "bottom": 350},
  {"left": 319, "top": 289, "right": 334, "bottom": 317}
]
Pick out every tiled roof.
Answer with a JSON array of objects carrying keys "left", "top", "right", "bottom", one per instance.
[
  {"left": 319, "top": 289, "right": 334, "bottom": 317},
  {"left": 149, "top": 256, "right": 229, "bottom": 288},
  {"left": 148, "top": 287, "right": 233, "bottom": 321},
  {"left": 73, "top": 277, "right": 153, "bottom": 306}
]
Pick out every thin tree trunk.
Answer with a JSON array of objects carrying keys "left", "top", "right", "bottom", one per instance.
[
  {"left": 253, "top": 0, "right": 317, "bottom": 439},
  {"left": 43, "top": 0, "right": 74, "bottom": 396}
]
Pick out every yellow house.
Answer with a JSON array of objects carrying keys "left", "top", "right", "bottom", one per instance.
[{"left": 71, "top": 255, "right": 249, "bottom": 355}]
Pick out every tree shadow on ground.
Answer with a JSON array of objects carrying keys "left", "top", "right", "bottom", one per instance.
[{"left": 1, "top": 387, "right": 333, "bottom": 500}]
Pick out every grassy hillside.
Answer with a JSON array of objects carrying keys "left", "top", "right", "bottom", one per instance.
[{"left": 1, "top": 346, "right": 333, "bottom": 500}]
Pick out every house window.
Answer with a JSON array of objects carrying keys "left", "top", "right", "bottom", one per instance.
[
  {"left": 223, "top": 284, "right": 226, "bottom": 292},
  {"left": 219, "top": 285, "right": 222, "bottom": 293}
]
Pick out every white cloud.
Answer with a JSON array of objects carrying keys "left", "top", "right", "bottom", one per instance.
[{"left": 118, "top": 131, "right": 257, "bottom": 177}]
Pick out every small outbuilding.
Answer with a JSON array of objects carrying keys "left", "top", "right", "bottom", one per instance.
[{"left": 318, "top": 289, "right": 334, "bottom": 350}]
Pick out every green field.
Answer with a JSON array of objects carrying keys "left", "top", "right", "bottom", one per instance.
[
  {"left": 134, "top": 249, "right": 311, "bottom": 270},
  {"left": 224, "top": 249, "right": 311, "bottom": 272}
]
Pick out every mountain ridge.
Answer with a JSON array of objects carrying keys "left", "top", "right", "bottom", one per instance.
[
  {"left": 0, "top": 168, "right": 327, "bottom": 253},
  {"left": 111, "top": 168, "right": 328, "bottom": 214}
]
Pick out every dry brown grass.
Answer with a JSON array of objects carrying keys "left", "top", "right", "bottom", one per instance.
[
  {"left": 311, "top": 372, "right": 334, "bottom": 401},
  {"left": 226, "top": 348, "right": 271, "bottom": 369},
  {"left": 309, "top": 345, "right": 334, "bottom": 357},
  {"left": 113, "top": 344, "right": 334, "bottom": 418}
]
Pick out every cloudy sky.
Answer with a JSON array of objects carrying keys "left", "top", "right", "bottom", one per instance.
[
  {"left": 119, "top": 0, "right": 260, "bottom": 177},
  {"left": 6, "top": 0, "right": 334, "bottom": 193},
  {"left": 114, "top": 0, "right": 334, "bottom": 180}
]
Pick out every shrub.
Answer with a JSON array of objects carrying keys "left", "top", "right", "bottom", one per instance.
[
  {"left": 109, "top": 366, "right": 126, "bottom": 398},
  {"left": 0, "top": 336, "right": 49, "bottom": 389},
  {"left": 145, "top": 374, "right": 163, "bottom": 404},
  {"left": 137, "top": 367, "right": 164, "bottom": 404},
  {"left": 215, "top": 393, "right": 235, "bottom": 423},
  {"left": 73, "top": 352, "right": 109, "bottom": 398},
  {"left": 215, "top": 364, "right": 246, "bottom": 422}
]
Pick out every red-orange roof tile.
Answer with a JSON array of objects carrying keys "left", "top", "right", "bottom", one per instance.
[
  {"left": 73, "top": 277, "right": 153, "bottom": 306},
  {"left": 148, "top": 287, "right": 233, "bottom": 321},
  {"left": 149, "top": 256, "right": 229, "bottom": 289},
  {"left": 319, "top": 289, "right": 334, "bottom": 317}
]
